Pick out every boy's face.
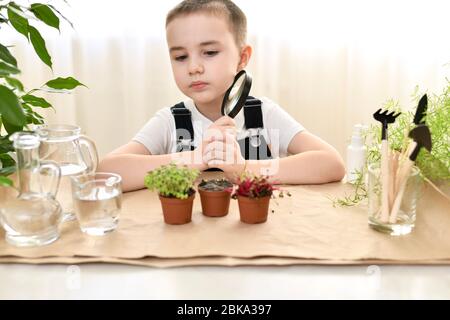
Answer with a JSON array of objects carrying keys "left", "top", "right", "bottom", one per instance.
[{"left": 166, "top": 13, "right": 243, "bottom": 107}]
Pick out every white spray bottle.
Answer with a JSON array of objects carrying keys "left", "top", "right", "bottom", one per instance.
[{"left": 346, "top": 124, "right": 367, "bottom": 184}]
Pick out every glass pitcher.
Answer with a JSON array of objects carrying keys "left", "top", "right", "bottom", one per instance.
[
  {"left": 36, "top": 124, "right": 99, "bottom": 222},
  {"left": 0, "top": 132, "right": 62, "bottom": 247}
]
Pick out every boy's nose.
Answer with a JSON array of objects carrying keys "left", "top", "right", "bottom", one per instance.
[{"left": 188, "top": 59, "right": 204, "bottom": 75}]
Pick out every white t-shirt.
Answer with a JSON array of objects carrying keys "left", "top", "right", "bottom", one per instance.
[{"left": 133, "top": 97, "right": 304, "bottom": 158}]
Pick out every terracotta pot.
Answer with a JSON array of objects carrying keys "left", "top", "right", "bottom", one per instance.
[
  {"left": 199, "top": 188, "right": 231, "bottom": 217},
  {"left": 237, "top": 195, "right": 271, "bottom": 224},
  {"left": 159, "top": 192, "right": 195, "bottom": 225}
]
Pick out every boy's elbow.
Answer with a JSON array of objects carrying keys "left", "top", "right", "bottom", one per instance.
[
  {"left": 326, "top": 152, "right": 346, "bottom": 183},
  {"left": 329, "top": 161, "right": 346, "bottom": 183},
  {"left": 312, "top": 150, "right": 345, "bottom": 184}
]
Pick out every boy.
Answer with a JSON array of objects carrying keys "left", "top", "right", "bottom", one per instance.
[{"left": 98, "top": 0, "right": 345, "bottom": 192}]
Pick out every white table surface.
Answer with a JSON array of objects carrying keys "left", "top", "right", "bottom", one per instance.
[{"left": 1, "top": 263, "right": 450, "bottom": 299}]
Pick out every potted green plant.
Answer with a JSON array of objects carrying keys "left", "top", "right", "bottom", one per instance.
[
  {"left": 232, "top": 172, "right": 287, "bottom": 224},
  {"left": 198, "top": 178, "right": 233, "bottom": 217},
  {"left": 0, "top": 1, "right": 85, "bottom": 188},
  {"left": 144, "top": 163, "right": 200, "bottom": 225}
]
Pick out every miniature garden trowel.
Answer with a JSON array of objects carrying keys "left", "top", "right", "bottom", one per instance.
[
  {"left": 396, "top": 94, "right": 428, "bottom": 197},
  {"left": 413, "top": 94, "right": 428, "bottom": 126},
  {"left": 401, "top": 94, "right": 428, "bottom": 160},
  {"left": 389, "top": 124, "right": 432, "bottom": 223},
  {"left": 389, "top": 94, "right": 428, "bottom": 205},
  {"left": 373, "top": 109, "right": 401, "bottom": 222}
]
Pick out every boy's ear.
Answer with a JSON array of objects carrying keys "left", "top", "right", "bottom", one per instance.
[{"left": 238, "top": 45, "right": 252, "bottom": 71}]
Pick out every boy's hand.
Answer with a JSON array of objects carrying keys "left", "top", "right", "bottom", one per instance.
[
  {"left": 182, "top": 116, "right": 235, "bottom": 171},
  {"left": 193, "top": 116, "right": 236, "bottom": 167},
  {"left": 204, "top": 132, "right": 246, "bottom": 175},
  {"left": 205, "top": 116, "right": 237, "bottom": 141}
]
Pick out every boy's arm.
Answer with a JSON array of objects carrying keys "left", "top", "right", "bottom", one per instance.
[
  {"left": 98, "top": 142, "right": 206, "bottom": 192},
  {"left": 244, "top": 131, "right": 346, "bottom": 184}
]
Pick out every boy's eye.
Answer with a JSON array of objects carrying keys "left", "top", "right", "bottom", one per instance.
[
  {"left": 204, "top": 51, "right": 219, "bottom": 57},
  {"left": 175, "top": 55, "right": 187, "bottom": 62}
]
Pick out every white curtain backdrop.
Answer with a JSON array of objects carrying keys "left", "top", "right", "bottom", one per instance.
[{"left": 5, "top": 0, "right": 450, "bottom": 158}]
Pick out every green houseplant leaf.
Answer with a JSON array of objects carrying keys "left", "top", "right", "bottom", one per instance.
[
  {"left": 30, "top": 3, "right": 60, "bottom": 31},
  {"left": 0, "top": 153, "right": 15, "bottom": 168},
  {"left": 0, "top": 43, "right": 18, "bottom": 66},
  {"left": 45, "top": 77, "right": 87, "bottom": 90},
  {"left": 28, "top": 25, "right": 52, "bottom": 68},
  {"left": 3, "top": 122, "right": 23, "bottom": 134},
  {"left": 48, "top": 4, "right": 73, "bottom": 29},
  {"left": 4, "top": 77, "right": 24, "bottom": 92},
  {"left": 0, "top": 61, "right": 20, "bottom": 76},
  {"left": 7, "top": 4, "right": 29, "bottom": 39},
  {"left": 0, "top": 136, "right": 14, "bottom": 153},
  {"left": 0, "top": 1, "right": 84, "bottom": 184},
  {"left": 22, "top": 104, "right": 45, "bottom": 124},
  {"left": 22, "top": 94, "right": 52, "bottom": 108},
  {"left": 0, "top": 85, "right": 26, "bottom": 127}
]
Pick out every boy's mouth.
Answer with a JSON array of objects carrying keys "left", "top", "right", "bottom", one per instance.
[{"left": 190, "top": 81, "right": 208, "bottom": 90}]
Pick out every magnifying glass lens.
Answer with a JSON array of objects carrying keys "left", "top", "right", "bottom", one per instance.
[{"left": 221, "top": 71, "right": 252, "bottom": 118}]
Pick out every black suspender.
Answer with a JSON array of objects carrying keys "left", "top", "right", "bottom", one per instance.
[
  {"left": 243, "top": 97, "right": 264, "bottom": 129},
  {"left": 171, "top": 102, "right": 195, "bottom": 152},
  {"left": 240, "top": 96, "right": 272, "bottom": 160},
  {"left": 171, "top": 97, "right": 272, "bottom": 160}
]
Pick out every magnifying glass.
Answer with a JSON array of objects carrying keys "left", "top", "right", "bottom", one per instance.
[{"left": 221, "top": 70, "right": 252, "bottom": 119}]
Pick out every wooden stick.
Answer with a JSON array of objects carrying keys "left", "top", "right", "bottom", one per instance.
[
  {"left": 380, "top": 140, "right": 390, "bottom": 223},
  {"left": 393, "top": 152, "right": 400, "bottom": 182},
  {"left": 389, "top": 151, "right": 399, "bottom": 212},
  {"left": 395, "top": 151, "right": 408, "bottom": 196},
  {"left": 424, "top": 177, "right": 450, "bottom": 202},
  {"left": 388, "top": 150, "right": 395, "bottom": 212},
  {"left": 390, "top": 160, "right": 414, "bottom": 224}
]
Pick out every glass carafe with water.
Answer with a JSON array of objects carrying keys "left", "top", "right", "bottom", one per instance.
[
  {"left": 0, "top": 132, "right": 62, "bottom": 247},
  {"left": 37, "top": 124, "right": 99, "bottom": 222}
]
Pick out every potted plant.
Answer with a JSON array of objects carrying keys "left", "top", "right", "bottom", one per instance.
[
  {"left": 232, "top": 172, "right": 288, "bottom": 224},
  {"left": 144, "top": 163, "right": 199, "bottom": 225},
  {"left": 0, "top": 1, "right": 85, "bottom": 188},
  {"left": 198, "top": 178, "right": 233, "bottom": 217}
]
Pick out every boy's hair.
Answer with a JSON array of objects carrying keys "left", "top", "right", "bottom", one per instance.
[{"left": 166, "top": 0, "right": 247, "bottom": 49}]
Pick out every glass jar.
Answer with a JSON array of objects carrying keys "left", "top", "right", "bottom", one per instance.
[
  {"left": 368, "top": 163, "right": 421, "bottom": 236},
  {"left": 0, "top": 132, "right": 62, "bottom": 247},
  {"left": 37, "top": 124, "right": 98, "bottom": 222},
  {"left": 71, "top": 172, "right": 122, "bottom": 236}
]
